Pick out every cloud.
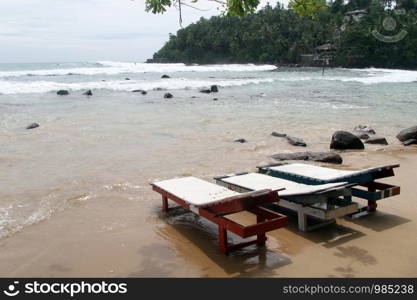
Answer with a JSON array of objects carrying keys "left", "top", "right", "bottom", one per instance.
[{"left": 0, "top": 0, "right": 284, "bottom": 63}]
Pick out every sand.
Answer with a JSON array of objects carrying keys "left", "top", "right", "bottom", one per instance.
[{"left": 0, "top": 146, "right": 416, "bottom": 277}]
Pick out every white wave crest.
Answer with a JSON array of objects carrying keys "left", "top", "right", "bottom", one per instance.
[
  {"left": 0, "top": 78, "right": 274, "bottom": 94},
  {"left": 0, "top": 62, "right": 277, "bottom": 78},
  {"left": 332, "top": 68, "right": 417, "bottom": 84}
]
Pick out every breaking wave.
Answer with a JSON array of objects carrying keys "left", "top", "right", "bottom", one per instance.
[
  {"left": 0, "top": 62, "right": 277, "bottom": 78},
  {"left": 0, "top": 77, "right": 275, "bottom": 94}
]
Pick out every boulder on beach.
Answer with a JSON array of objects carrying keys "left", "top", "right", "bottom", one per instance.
[
  {"left": 397, "top": 126, "right": 417, "bottom": 142},
  {"left": 164, "top": 93, "right": 173, "bottom": 99},
  {"left": 271, "top": 151, "right": 343, "bottom": 164},
  {"left": 365, "top": 136, "right": 388, "bottom": 145},
  {"left": 83, "top": 90, "right": 93, "bottom": 96},
  {"left": 161, "top": 74, "right": 170, "bottom": 79},
  {"left": 330, "top": 131, "right": 364, "bottom": 150},
  {"left": 234, "top": 138, "right": 247, "bottom": 143},
  {"left": 286, "top": 136, "right": 307, "bottom": 147},
  {"left": 271, "top": 132, "right": 287, "bottom": 138},
  {"left": 26, "top": 123, "right": 40, "bottom": 130},
  {"left": 56, "top": 90, "right": 69, "bottom": 95},
  {"left": 200, "top": 89, "right": 211, "bottom": 94},
  {"left": 403, "top": 139, "right": 417, "bottom": 146},
  {"left": 354, "top": 125, "right": 375, "bottom": 135},
  {"left": 210, "top": 85, "right": 219, "bottom": 93}
]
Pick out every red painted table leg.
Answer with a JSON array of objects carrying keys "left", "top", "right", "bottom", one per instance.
[
  {"left": 256, "top": 215, "right": 267, "bottom": 245},
  {"left": 162, "top": 196, "right": 169, "bottom": 212},
  {"left": 218, "top": 226, "right": 228, "bottom": 254}
]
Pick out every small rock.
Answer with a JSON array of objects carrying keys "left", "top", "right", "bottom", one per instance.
[
  {"left": 26, "top": 123, "right": 39, "bottom": 130},
  {"left": 356, "top": 133, "right": 370, "bottom": 140},
  {"left": 354, "top": 125, "right": 375, "bottom": 135},
  {"left": 210, "top": 85, "right": 219, "bottom": 93},
  {"left": 330, "top": 131, "right": 364, "bottom": 150},
  {"left": 397, "top": 125, "right": 417, "bottom": 142},
  {"left": 271, "top": 132, "right": 287, "bottom": 138},
  {"left": 403, "top": 139, "right": 417, "bottom": 146},
  {"left": 164, "top": 93, "right": 173, "bottom": 99},
  {"left": 191, "top": 96, "right": 197, "bottom": 98},
  {"left": 132, "top": 89, "right": 147, "bottom": 95},
  {"left": 234, "top": 139, "right": 247, "bottom": 143},
  {"left": 161, "top": 74, "right": 170, "bottom": 79},
  {"left": 365, "top": 136, "right": 388, "bottom": 145},
  {"left": 125, "top": 78, "right": 130, "bottom": 80},
  {"left": 200, "top": 89, "right": 211, "bottom": 94},
  {"left": 57, "top": 90, "right": 69, "bottom": 95},
  {"left": 271, "top": 153, "right": 309, "bottom": 161},
  {"left": 271, "top": 151, "right": 342, "bottom": 164},
  {"left": 286, "top": 136, "right": 307, "bottom": 147},
  {"left": 83, "top": 90, "right": 93, "bottom": 96},
  {"left": 213, "top": 98, "right": 218, "bottom": 101}
]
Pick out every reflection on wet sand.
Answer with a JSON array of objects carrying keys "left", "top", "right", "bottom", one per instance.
[{"left": 156, "top": 207, "right": 291, "bottom": 277}]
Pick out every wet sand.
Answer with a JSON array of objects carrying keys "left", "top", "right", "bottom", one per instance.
[{"left": 0, "top": 145, "right": 416, "bottom": 277}]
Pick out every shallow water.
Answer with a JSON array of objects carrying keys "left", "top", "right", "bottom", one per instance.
[{"left": 0, "top": 62, "right": 416, "bottom": 253}]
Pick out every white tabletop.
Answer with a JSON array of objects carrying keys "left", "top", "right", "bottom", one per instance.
[
  {"left": 153, "top": 176, "right": 239, "bottom": 206},
  {"left": 221, "top": 173, "right": 347, "bottom": 196}
]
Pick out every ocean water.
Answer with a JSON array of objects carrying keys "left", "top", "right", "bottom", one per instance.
[{"left": 0, "top": 61, "right": 416, "bottom": 240}]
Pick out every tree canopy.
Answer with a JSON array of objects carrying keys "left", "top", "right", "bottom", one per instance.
[
  {"left": 148, "top": 1, "right": 417, "bottom": 69},
  {"left": 145, "top": 0, "right": 261, "bottom": 16}
]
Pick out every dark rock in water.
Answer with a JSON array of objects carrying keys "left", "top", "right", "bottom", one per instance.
[
  {"left": 271, "top": 151, "right": 343, "bottom": 164},
  {"left": 271, "top": 152, "right": 309, "bottom": 161},
  {"left": 210, "top": 85, "right": 219, "bottom": 93},
  {"left": 310, "top": 152, "right": 343, "bottom": 164},
  {"left": 26, "top": 123, "right": 40, "bottom": 130},
  {"left": 356, "top": 132, "right": 370, "bottom": 140},
  {"left": 271, "top": 132, "right": 287, "bottom": 138},
  {"left": 330, "top": 131, "right": 364, "bottom": 150},
  {"left": 397, "top": 125, "right": 417, "bottom": 142},
  {"left": 125, "top": 78, "right": 130, "bottom": 80},
  {"left": 191, "top": 96, "right": 197, "bottom": 98},
  {"left": 365, "top": 136, "right": 388, "bottom": 145},
  {"left": 57, "top": 90, "right": 69, "bottom": 95},
  {"left": 83, "top": 90, "right": 93, "bottom": 96},
  {"left": 234, "top": 139, "right": 247, "bottom": 143},
  {"left": 164, "top": 93, "right": 173, "bottom": 99},
  {"left": 132, "top": 89, "right": 147, "bottom": 95},
  {"left": 200, "top": 89, "right": 211, "bottom": 94},
  {"left": 354, "top": 125, "right": 375, "bottom": 135},
  {"left": 161, "top": 74, "right": 170, "bottom": 79},
  {"left": 286, "top": 136, "right": 307, "bottom": 147},
  {"left": 403, "top": 139, "right": 417, "bottom": 146},
  {"left": 213, "top": 98, "right": 218, "bottom": 101}
]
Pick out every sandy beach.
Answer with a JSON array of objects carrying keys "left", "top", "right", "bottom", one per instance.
[{"left": 0, "top": 144, "right": 416, "bottom": 278}]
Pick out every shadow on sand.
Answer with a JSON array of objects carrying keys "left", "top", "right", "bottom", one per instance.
[{"left": 343, "top": 210, "right": 411, "bottom": 232}]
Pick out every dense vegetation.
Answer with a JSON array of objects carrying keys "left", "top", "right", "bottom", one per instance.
[{"left": 148, "top": 0, "right": 417, "bottom": 68}]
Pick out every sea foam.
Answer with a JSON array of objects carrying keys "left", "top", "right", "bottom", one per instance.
[
  {"left": 0, "top": 77, "right": 275, "bottom": 94},
  {"left": 0, "top": 62, "right": 277, "bottom": 78}
]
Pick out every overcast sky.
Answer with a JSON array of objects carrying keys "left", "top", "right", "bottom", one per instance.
[{"left": 0, "top": 0, "right": 287, "bottom": 63}]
